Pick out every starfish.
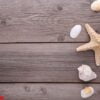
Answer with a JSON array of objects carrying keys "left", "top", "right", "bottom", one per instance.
[{"left": 76, "top": 24, "right": 100, "bottom": 66}]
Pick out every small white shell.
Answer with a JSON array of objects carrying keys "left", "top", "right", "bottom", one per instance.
[
  {"left": 70, "top": 25, "right": 82, "bottom": 39},
  {"left": 91, "top": 0, "right": 100, "bottom": 11},
  {"left": 81, "top": 87, "right": 94, "bottom": 99},
  {"left": 78, "top": 64, "right": 97, "bottom": 82}
]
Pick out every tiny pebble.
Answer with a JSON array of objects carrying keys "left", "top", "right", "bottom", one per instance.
[{"left": 70, "top": 25, "right": 82, "bottom": 39}]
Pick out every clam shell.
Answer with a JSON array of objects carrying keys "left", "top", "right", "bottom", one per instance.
[
  {"left": 78, "top": 64, "right": 97, "bottom": 82},
  {"left": 91, "top": 0, "right": 100, "bottom": 11},
  {"left": 81, "top": 87, "right": 94, "bottom": 99}
]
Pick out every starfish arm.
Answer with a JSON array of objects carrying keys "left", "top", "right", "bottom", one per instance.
[
  {"left": 94, "top": 48, "right": 100, "bottom": 66},
  {"left": 76, "top": 42, "right": 96, "bottom": 52},
  {"left": 85, "top": 24, "right": 98, "bottom": 40}
]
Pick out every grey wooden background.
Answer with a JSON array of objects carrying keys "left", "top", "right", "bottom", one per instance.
[{"left": 0, "top": 0, "right": 100, "bottom": 100}]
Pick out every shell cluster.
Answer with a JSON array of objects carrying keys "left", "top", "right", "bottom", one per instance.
[
  {"left": 69, "top": 1, "right": 99, "bottom": 99},
  {"left": 78, "top": 64, "right": 97, "bottom": 98}
]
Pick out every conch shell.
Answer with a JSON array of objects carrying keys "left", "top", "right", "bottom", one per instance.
[
  {"left": 78, "top": 64, "right": 97, "bottom": 82},
  {"left": 91, "top": 0, "right": 100, "bottom": 11},
  {"left": 81, "top": 86, "right": 94, "bottom": 98}
]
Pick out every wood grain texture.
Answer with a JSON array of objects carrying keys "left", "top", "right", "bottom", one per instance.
[
  {"left": 0, "top": 84, "right": 100, "bottom": 100},
  {"left": 0, "top": 43, "right": 99, "bottom": 82},
  {"left": 0, "top": 0, "right": 100, "bottom": 42}
]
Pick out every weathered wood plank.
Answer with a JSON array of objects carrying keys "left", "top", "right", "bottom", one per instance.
[
  {"left": 0, "top": 43, "right": 99, "bottom": 82},
  {"left": 0, "top": 0, "right": 100, "bottom": 42},
  {"left": 0, "top": 84, "right": 100, "bottom": 100}
]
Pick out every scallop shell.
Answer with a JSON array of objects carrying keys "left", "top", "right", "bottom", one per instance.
[
  {"left": 78, "top": 64, "right": 97, "bottom": 82},
  {"left": 81, "top": 87, "right": 94, "bottom": 99},
  {"left": 91, "top": 0, "right": 100, "bottom": 11},
  {"left": 70, "top": 25, "right": 82, "bottom": 38}
]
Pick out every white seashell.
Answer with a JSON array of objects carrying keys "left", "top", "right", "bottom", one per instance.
[
  {"left": 70, "top": 25, "right": 82, "bottom": 39},
  {"left": 78, "top": 64, "right": 97, "bottom": 82},
  {"left": 91, "top": 0, "right": 100, "bottom": 11},
  {"left": 81, "top": 87, "right": 94, "bottom": 99}
]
